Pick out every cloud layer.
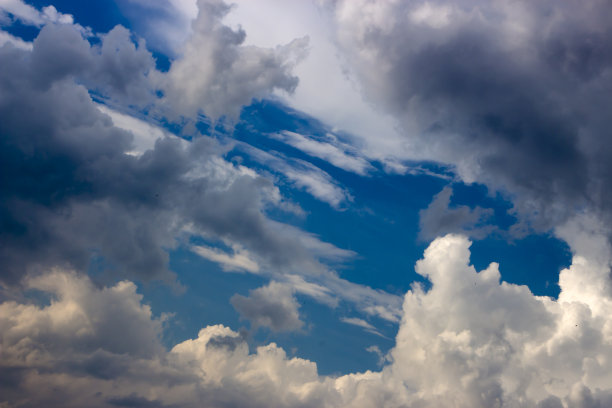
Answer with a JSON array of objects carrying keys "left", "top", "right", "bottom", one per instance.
[{"left": 2, "top": 232, "right": 612, "bottom": 407}]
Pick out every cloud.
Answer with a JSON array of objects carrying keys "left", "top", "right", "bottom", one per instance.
[
  {"left": 3, "top": 230, "right": 612, "bottom": 407},
  {"left": 327, "top": 0, "right": 612, "bottom": 233},
  {"left": 283, "top": 162, "right": 353, "bottom": 209},
  {"left": 231, "top": 281, "right": 303, "bottom": 332},
  {"left": 192, "top": 244, "right": 260, "bottom": 273},
  {"left": 96, "top": 104, "right": 179, "bottom": 156},
  {"left": 0, "top": 270, "right": 165, "bottom": 369},
  {"left": 419, "top": 186, "right": 495, "bottom": 241},
  {"left": 236, "top": 142, "right": 354, "bottom": 208},
  {"left": 270, "top": 131, "right": 374, "bottom": 175},
  {"left": 340, "top": 317, "right": 385, "bottom": 338},
  {"left": 0, "top": 0, "right": 74, "bottom": 27},
  {"left": 0, "top": 30, "right": 32, "bottom": 49},
  {"left": 161, "top": 0, "right": 307, "bottom": 120},
  {"left": 285, "top": 274, "right": 337, "bottom": 308},
  {"left": 113, "top": 0, "right": 198, "bottom": 56},
  {"left": 0, "top": 18, "right": 342, "bottom": 287}
]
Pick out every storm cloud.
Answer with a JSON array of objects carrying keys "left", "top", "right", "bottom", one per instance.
[{"left": 329, "top": 0, "right": 612, "bottom": 233}]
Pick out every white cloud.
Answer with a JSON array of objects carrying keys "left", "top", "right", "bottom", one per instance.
[
  {"left": 3, "top": 227, "right": 612, "bottom": 406},
  {"left": 0, "top": 269, "right": 164, "bottom": 365},
  {"left": 0, "top": 0, "right": 48, "bottom": 26},
  {"left": 224, "top": 0, "right": 406, "bottom": 165},
  {"left": 237, "top": 142, "right": 354, "bottom": 208},
  {"left": 271, "top": 131, "right": 374, "bottom": 175},
  {"left": 153, "top": 0, "right": 406, "bottom": 165},
  {"left": 409, "top": 2, "right": 453, "bottom": 28},
  {"left": 0, "top": 1, "right": 86, "bottom": 33},
  {"left": 0, "top": 29, "right": 32, "bottom": 49},
  {"left": 96, "top": 104, "right": 176, "bottom": 155},
  {"left": 192, "top": 244, "right": 260, "bottom": 273},
  {"left": 283, "top": 164, "right": 353, "bottom": 209},
  {"left": 340, "top": 317, "right": 385, "bottom": 338},
  {"left": 285, "top": 274, "right": 338, "bottom": 308},
  {"left": 161, "top": 0, "right": 307, "bottom": 120}
]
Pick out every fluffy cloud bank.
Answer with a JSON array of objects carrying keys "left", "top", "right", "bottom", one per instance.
[{"left": 2, "top": 231, "right": 612, "bottom": 407}]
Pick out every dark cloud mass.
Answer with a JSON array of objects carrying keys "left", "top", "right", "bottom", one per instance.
[
  {"left": 0, "top": 20, "right": 312, "bottom": 285},
  {"left": 332, "top": 0, "right": 612, "bottom": 233},
  {"left": 418, "top": 187, "right": 494, "bottom": 240},
  {"left": 231, "top": 281, "right": 304, "bottom": 332}
]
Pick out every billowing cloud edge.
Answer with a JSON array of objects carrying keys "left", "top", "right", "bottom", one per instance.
[{"left": 2, "top": 220, "right": 612, "bottom": 407}]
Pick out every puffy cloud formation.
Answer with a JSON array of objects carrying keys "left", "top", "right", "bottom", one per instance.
[
  {"left": 0, "top": 0, "right": 75, "bottom": 27},
  {"left": 328, "top": 0, "right": 612, "bottom": 232},
  {"left": 231, "top": 281, "right": 304, "bottom": 332},
  {"left": 2, "top": 232, "right": 612, "bottom": 407},
  {"left": 161, "top": 0, "right": 308, "bottom": 119},
  {"left": 0, "top": 7, "right": 326, "bottom": 286}
]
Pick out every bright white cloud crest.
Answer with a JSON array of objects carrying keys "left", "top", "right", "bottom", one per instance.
[{"left": 3, "top": 231, "right": 612, "bottom": 407}]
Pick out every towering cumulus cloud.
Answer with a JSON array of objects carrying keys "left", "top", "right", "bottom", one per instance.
[{"left": 2, "top": 232, "right": 612, "bottom": 407}]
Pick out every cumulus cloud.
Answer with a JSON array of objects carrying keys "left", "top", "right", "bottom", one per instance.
[
  {"left": 3, "top": 231, "right": 612, "bottom": 407},
  {"left": 231, "top": 281, "right": 303, "bottom": 332},
  {"left": 0, "top": 14, "right": 341, "bottom": 287},
  {"left": 0, "top": 6, "right": 400, "bottom": 333},
  {"left": 0, "top": 0, "right": 74, "bottom": 27},
  {"left": 0, "top": 30, "right": 32, "bottom": 49},
  {"left": 328, "top": 0, "right": 612, "bottom": 233},
  {"left": 161, "top": 0, "right": 308, "bottom": 119}
]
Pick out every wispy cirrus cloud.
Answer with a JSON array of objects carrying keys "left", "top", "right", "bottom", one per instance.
[
  {"left": 235, "top": 142, "right": 354, "bottom": 209},
  {"left": 270, "top": 130, "right": 374, "bottom": 175}
]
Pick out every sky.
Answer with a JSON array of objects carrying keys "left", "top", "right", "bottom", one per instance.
[{"left": 1, "top": 0, "right": 612, "bottom": 407}]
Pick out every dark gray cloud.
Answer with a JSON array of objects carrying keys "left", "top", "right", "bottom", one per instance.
[
  {"left": 107, "top": 394, "right": 177, "bottom": 408},
  {"left": 0, "top": 20, "right": 317, "bottom": 286},
  {"left": 419, "top": 187, "right": 494, "bottom": 241},
  {"left": 331, "top": 0, "right": 612, "bottom": 233},
  {"left": 231, "top": 281, "right": 304, "bottom": 332},
  {"left": 29, "top": 23, "right": 156, "bottom": 104}
]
